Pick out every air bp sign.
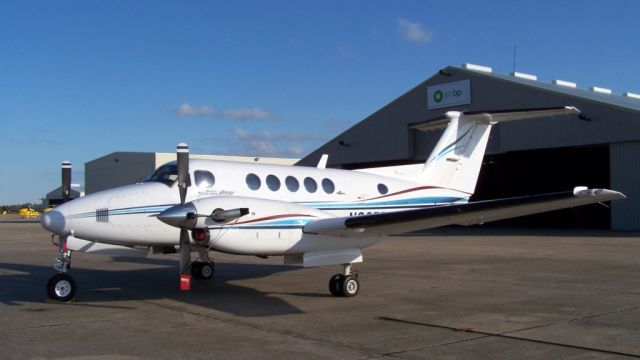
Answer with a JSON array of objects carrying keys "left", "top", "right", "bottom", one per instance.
[{"left": 427, "top": 79, "right": 471, "bottom": 109}]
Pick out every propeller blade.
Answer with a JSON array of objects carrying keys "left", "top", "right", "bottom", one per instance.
[
  {"left": 61, "top": 161, "right": 71, "bottom": 203},
  {"left": 177, "top": 143, "right": 191, "bottom": 204},
  {"left": 211, "top": 208, "right": 249, "bottom": 222},
  {"left": 179, "top": 228, "right": 191, "bottom": 275}
]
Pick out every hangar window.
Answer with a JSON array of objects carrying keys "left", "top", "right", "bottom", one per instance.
[
  {"left": 304, "top": 177, "right": 317, "bottom": 193},
  {"left": 194, "top": 170, "right": 215, "bottom": 188},
  {"left": 266, "top": 175, "right": 281, "bottom": 191},
  {"left": 285, "top": 176, "right": 299, "bottom": 192},
  {"left": 143, "top": 164, "right": 178, "bottom": 186},
  {"left": 246, "top": 173, "right": 261, "bottom": 190},
  {"left": 377, "top": 183, "right": 388, "bottom": 195},
  {"left": 322, "top": 178, "right": 335, "bottom": 194}
]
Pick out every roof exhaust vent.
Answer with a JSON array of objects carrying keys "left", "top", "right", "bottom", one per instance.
[
  {"left": 589, "top": 86, "right": 612, "bottom": 95},
  {"left": 623, "top": 92, "right": 640, "bottom": 100},
  {"left": 552, "top": 79, "right": 577, "bottom": 88},
  {"left": 511, "top": 71, "right": 537, "bottom": 81},
  {"left": 462, "top": 63, "right": 492, "bottom": 73}
]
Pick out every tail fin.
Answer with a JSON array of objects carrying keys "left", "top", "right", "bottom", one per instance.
[{"left": 415, "top": 106, "right": 580, "bottom": 194}]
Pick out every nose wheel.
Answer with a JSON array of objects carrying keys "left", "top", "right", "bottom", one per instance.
[
  {"left": 47, "top": 235, "right": 76, "bottom": 303},
  {"left": 47, "top": 273, "right": 76, "bottom": 302}
]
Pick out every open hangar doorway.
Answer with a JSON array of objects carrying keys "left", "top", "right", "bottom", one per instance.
[{"left": 472, "top": 145, "right": 611, "bottom": 229}]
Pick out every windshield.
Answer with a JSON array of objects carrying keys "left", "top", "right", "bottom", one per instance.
[{"left": 143, "top": 164, "right": 178, "bottom": 186}]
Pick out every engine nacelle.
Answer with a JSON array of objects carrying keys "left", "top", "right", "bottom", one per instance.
[
  {"left": 188, "top": 196, "right": 329, "bottom": 229},
  {"left": 186, "top": 196, "right": 332, "bottom": 254}
]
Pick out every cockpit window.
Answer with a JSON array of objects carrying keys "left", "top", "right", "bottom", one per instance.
[
  {"left": 195, "top": 170, "right": 215, "bottom": 188},
  {"left": 143, "top": 164, "right": 178, "bottom": 186}
]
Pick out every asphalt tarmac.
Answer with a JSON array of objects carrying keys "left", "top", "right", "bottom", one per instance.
[{"left": 0, "top": 222, "right": 639, "bottom": 359}]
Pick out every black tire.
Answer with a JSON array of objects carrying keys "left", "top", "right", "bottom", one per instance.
[
  {"left": 199, "top": 263, "right": 213, "bottom": 279},
  {"left": 329, "top": 274, "right": 343, "bottom": 296},
  {"left": 191, "top": 262, "right": 214, "bottom": 280},
  {"left": 47, "top": 273, "right": 76, "bottom": 303},
  {"left": 341, "top": 275, "right": 359, "bottom": 297}
]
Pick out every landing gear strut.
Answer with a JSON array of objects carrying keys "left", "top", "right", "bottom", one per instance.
[
  {"left": 329, "top": 263, "right": 359, "bottom": 297},
  {"left": 47, "top": 235, "right": 76, "bottom": 302}
]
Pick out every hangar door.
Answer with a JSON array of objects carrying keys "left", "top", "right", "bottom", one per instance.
[{"left": 473, "top": 146, "right": 611, "bottom": 228}]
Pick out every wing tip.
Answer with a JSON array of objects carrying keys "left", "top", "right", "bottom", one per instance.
[{"left": 573, "top": 187, "right": 626, "bottom": 200}]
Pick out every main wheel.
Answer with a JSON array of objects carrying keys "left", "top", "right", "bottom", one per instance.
[
  {"left": 341, "top": 275, "right": 359, "bottom": 297},
  {"left": 191, "top": 262, "right": 214, "bottom": 280},
  {"left": 198, "top": 262, "right": 213, "bottom": 279},
  {"left": 47, "top": 273, "right": 76, "bottom": 302},
  {"left": 329, "top": 274, "right": 343, "bottom": 296}
]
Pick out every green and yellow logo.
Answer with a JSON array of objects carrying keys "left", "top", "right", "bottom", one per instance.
[{"left": 433, "top": 90, "right": 443, "bottom": 103}]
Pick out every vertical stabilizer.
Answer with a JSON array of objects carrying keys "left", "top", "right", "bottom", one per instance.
[{"left": 421, "top": 111, "right": 492, "bottom": 195}]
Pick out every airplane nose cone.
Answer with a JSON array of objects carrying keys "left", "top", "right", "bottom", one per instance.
[
  {"left": 157, "top": 203, "right": 197, "bottom": 229},
  {"left": 41, "top": 210, "right": 67, "bottom": 235}
]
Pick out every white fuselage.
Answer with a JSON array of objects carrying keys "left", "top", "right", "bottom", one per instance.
[{"left": 43, "top": 159, "right": 469, "bottom": 255}]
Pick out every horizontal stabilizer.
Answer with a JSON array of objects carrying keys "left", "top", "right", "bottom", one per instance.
[
  {"left": 411, "top": 106, "right": 580, "bottom": 131},
  {"left": 303, "top": 188, "right": 624, "bottom": 237}
]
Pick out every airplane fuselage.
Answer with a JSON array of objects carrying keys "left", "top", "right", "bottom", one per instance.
[{"left": 43, "top": 159, "right": 469, "bottom": 255}]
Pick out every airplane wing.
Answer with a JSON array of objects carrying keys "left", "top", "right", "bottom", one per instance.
[{"left": 303, "top": 188, "right": 625, "bottom": 237}]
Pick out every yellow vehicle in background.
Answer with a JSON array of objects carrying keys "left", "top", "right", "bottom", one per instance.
[{"left": 19, "top": 207, "right": 41, "bottom": 218}]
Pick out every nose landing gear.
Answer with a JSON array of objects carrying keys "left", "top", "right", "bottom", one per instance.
[{"left": 47, "top": 235, "right": 76, "bottom": 302}]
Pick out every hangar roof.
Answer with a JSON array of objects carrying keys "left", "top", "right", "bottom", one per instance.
[{"left": 452, "top": 66, "right": 640, "bottom": 112}]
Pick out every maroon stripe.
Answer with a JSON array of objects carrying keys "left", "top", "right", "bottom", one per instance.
[{"left": 364, "top": 185, "right": 445, "bottom": 201}]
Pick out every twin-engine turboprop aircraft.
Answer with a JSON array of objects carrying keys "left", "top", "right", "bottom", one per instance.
[{"left": 41, "top": 106, "right": 625, "bottom": 302}]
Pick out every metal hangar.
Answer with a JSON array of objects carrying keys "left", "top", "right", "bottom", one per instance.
[{"left": 298, "top": 64, "right": 640, "bottom": 230}]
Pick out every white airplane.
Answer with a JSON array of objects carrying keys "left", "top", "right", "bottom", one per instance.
[{"left": 41, "top": 106, "right": 624, "bottom": 302}]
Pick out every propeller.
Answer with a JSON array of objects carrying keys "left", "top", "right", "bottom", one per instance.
[
  {"left": 177, "top": 143, "right": 191, "bottom": 204},
  {"left": 175, "top": 143, "right": 192, "bottom": 283},
  {"left": 61, "top": 161, "right": 71, "bottom": 203}
]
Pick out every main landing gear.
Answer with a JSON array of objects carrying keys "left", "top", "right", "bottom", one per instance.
[
  {"left": 47, "top": 235, "right": 76, "bottom": 302},
  {"left": 329, "top": 263, "right": 360, "bottom": 297},
  {"left": 190, "top": 247, "right": 214, "bottom": 280}
]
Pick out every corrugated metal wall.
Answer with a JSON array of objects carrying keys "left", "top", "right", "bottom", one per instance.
[{"left": 610, "top": 142, "right": 640, "bottom": 230}]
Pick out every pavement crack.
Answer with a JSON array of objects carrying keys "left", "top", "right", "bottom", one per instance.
[{"left": 377, "top": 316, "right": 640, "bottom": 358}]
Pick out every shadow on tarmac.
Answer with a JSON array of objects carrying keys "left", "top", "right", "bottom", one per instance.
[{"left": 0, "top": 259, "right": 307, "bottom": 317}]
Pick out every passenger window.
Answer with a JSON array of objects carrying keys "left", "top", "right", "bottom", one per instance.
[
  {"left": 266, "top": 174, "right": 281, "bottom": 191},
  {"left": 246, "top": 173, "right": 261, "bottom": 190},
  {"left": 194, "top": 170, "right": 215, "bottom": 188},
  {"left": 322, "top": 178, "right": 335, "bottom": 194},
  {"left": 378, "top": 183, "right": 389, "bottom": 195},
  {"left": 285, "top": 176, "right": 299, "bottom": 192},
  {"left": 304, "top": 177, "right": 317, "bottom": 193}
]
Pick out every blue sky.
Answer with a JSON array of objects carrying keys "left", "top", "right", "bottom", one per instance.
[{"left": 2, "top": 1, "right": 639, "bottom": 204}]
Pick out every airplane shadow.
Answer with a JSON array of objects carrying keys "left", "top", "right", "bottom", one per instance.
[{"left": 0, "top": 259, "right": 310, "bottom": 317}]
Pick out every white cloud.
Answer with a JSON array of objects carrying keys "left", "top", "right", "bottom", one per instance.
[
  {"left": 173, "top": 103, "right": 277, "bottom": 121},
  {"left": 222, "top": 108, "right": 277, "bottom": 121},
  {"left": 175, "top": 103, "right": 216, "bottom": 117},
  {"left": 216, "top": 128, "right": 324, "bottom": 157},
  {"left": 398, "top": 18, "right": 434, "bottom": 44}
]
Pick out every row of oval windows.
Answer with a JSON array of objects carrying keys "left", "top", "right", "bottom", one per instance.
[{"left": 193, "top": 170, "right": 389, "bottom": 195}]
